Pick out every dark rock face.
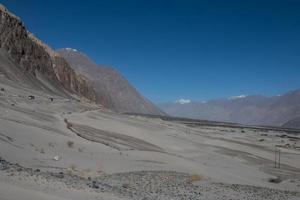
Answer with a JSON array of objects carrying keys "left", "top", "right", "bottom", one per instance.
[
  {"left": 58, "top": 49, "right": 165, "bottom": 115},
  {"left": 159, "top": 90, "right": 300, "bottom": 128},
  {"left": 0, "top": 5, "right": 96, "bottom": 101},
  {"left": 0, "top": 5, "right": 55, "bottom": 81}
]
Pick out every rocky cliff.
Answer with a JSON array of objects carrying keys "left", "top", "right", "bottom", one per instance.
[{"left": 0, "top": 4, "right": 96, "bottom": 101}]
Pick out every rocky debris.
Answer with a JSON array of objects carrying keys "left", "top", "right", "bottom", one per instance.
[
  {"left": 51, "top": 171, "right": 64, "bottom": 179},
  {"left": 87, "top": 180, "right": 99, "bottom": 189},
  {"left": 53, "top": 155, "right": 61, "bottom": 161},
  {"left": 269, "top": 177, "right": 282, "bottom": 183},
  {"left": 0, "top": 157, "right": 299, "bottom": 200},
  {"left": 28, "top": 95, "right": 35, "bottom": 100},
  {"left": 0, "top": 157, "right": 9, "bottom": 170}
]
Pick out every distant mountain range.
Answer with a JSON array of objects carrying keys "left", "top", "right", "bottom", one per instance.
[
  {"left": 158, "top": 90, "right": 300, "bottom": 129},
  {"left": 0, "top": 4, "right": 164, "bottom": 115}
]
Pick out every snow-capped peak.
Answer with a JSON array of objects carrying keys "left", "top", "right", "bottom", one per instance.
[
  {"left": 228, "top": 95, "right": 246, "bottom": 100},
  {"left": 65, "top": 47, "right": 78, "bottom": 52},
  {"left": 175, "top": 99, "right": 191, "bottom": 104}
]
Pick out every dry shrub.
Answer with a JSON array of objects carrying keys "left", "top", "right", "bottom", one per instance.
[
  {"left": 64, "top": 118, "right": 72, "bottom": 129},
  {"left": 187, "top": 174, "right": 203, "bottom": 183},
  {"left": 69, "top": 164, "right": 76, "bottom": 171},
  {"left": 67, "top": 141, "right": 74, "bottom": 148},
  {"left": 48, "top": 142, "right": 55, "bottom": 147}
]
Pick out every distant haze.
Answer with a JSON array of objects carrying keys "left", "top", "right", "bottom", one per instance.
[{"left": 158, "top": 89, "right": 300, "bottom": 128}]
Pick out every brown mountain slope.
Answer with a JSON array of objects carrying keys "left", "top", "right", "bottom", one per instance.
[
  {"left": 0, "top": 4, "right": 96, "bottom": 101},
  {"left": 57, "top": 48, "right": 165, "bottom": 115}
]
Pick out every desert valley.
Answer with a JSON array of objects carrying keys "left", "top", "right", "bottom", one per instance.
[{"left": 0, "top": 3, "right": 299, "bottom": 200}]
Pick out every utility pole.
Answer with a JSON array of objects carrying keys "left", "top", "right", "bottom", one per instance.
[
  {"left": 274, "top": 147, "right": 277, "bottom": 168},
  {"left": 274, "top": 147, "right": 281, "bottom": 169},
  {"left": 278, "top": 149, "right": 281, "bottom": 169}
]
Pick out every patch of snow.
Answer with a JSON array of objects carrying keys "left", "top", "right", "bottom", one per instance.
[
  {"left": 175, "top": 99, "right": 191, "bottom": 104},
  {"left": 228, "top": 95, "right": 246, "bottom": 100},
  {"left": 65, "top": 47, "right": 78, "bottom": 52}
]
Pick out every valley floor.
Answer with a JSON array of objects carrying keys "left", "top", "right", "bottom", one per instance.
[{"left": 0, "top": 77, "right": 299, "bottom": 199}]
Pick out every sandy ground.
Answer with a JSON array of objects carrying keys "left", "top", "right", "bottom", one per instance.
[{"left": 0, "top": 77, "right": 299, "bottom": 199}]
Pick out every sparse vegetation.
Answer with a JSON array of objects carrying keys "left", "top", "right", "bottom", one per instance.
[
  {"left": 67, "top": 141, "right": 74, "bottom": 148},
  {"left": 48, "top": 142, "right": 55, "bottom": 147},
  {"left": 187, "top": 174, "right": 203, "bottom": 183},
  {"left": 268, "top": 177, "right": 282, "bottom": 183},
  {"left": 30, "top": 143, "right": 45, "bottom": 153},
  {"left": 64, "top": 118, "right": 72, "bottom": 129},
  {"left": 69, "top": 164, "right": 76, "bottom": 171}
]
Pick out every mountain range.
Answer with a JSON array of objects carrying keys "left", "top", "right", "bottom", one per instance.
[
  {"left": 158, "top": 90, "right": 300, "bottom": 129},
  {"left": 1, "top": 3, "right": 299, "bottom": 129},
  {"left": 0, "top": 4, "right": 163, "bottom": 115},
  {"left": 57, "top": 48, "right": 164, "bottom": 114}
]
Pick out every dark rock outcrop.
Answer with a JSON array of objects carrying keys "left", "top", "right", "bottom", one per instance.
[{"left": 0, "top": 5, "right": 56, "bottom": 83}]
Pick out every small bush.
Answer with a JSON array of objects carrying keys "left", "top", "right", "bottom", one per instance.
[
  {"left": 67, "top": 164, "right": 77, "bottom": 175},
  {"left": 70, "top": 164, "right": 76, "bottom": 171},
  {"left": 187, "top": 174, "right": 203, "bottom": 183},
  {"left": 67, "top": 141, "right": 74, "bottom": 148},
  {"left": 268, "top": 177, "right": 282, "bottom": 183},
  {"left": 64, "top": 118, "right": 72, "bottom": 129},
  {"left": 48, "top": 142, "right": 55, "bottom": 147}
]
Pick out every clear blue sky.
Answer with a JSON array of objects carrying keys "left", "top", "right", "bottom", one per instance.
[{"left": 3, "top": 0, "right": 300, "bottom": 103}]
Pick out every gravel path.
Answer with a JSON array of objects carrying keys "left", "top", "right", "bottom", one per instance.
[{"left": 1, "top": 157, "right": 299, "bottom": 200}]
